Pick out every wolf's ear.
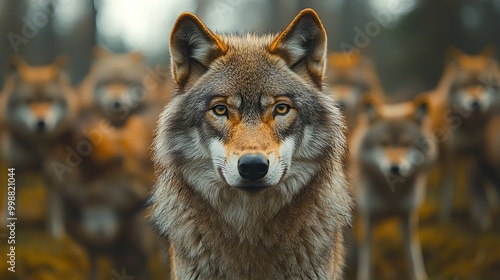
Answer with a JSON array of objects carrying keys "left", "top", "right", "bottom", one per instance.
[
  {"left": 480, "top": 44, "right": 497, "bottom": 58},
  {"left": 412, "top": 94, "right": 429, "bottom": 125},
  {"left": 446, "top": 46, "right": 465, "bottom": 66},
  {"left": 169, "top": 12, "right": 227, "bottom": 90},
  {"left": 269, "top": 8, "right": 327, "bottom": 89},
  {"left": 52, "top": 54, "right": 70, "bottom": 69},
  {"left": 6, "top": 55, "right": 27, "bottom": 75},
  {"left": 93, "top": 45, "right": 112, "bottom": 60},
  {"left": 360, "top": 94, "right": 380, "bottom": 123}
]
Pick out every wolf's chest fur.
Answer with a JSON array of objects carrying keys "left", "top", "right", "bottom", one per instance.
[{"left": 162, "top": 176, "right": 344, "bottom": 279}]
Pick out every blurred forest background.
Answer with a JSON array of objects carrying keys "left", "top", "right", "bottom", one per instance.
[
  {"left": 1, "top": 0, "right": 500, "bottom": 279},
  {"left": 1, "top": 0, "right": 499, "bottom": 97}
]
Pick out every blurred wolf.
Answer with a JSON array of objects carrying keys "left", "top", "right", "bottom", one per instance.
[
  {"left": 0, "top": 55, "right": 79, "bottom": 238},
  {"left": 326, "top": 51, "right": 383, "bottom": 131},
  {"left": 44, "top": 48, "right": 168, "bottom": 279},
  {"left": 78, "top": 46, "right": 168, "bottom": 127},
  {"left": 151, "top": 9, "right": 353, "bottom": 279},
  {"left": 431, "top": 45, "right": 500, "bottom": 225},
  {"left": 350, "top": 94, "right": 436, "bottom": 280}
]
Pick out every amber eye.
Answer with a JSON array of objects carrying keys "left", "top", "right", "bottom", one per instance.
[
  {"left": 274, "top": 103, "right": 291, "bottom": 116},
  {"left": 212, "top": 105, "right": 228, "bottom": 116}
]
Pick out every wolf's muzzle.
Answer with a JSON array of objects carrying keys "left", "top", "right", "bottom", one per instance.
[{"left": 238, "top": 154, "right": 269, "bottom": 182}]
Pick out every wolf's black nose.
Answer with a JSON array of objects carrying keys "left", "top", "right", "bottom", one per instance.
[
  {"left": 238, "top": 154, "right": 269, "bottom": 181},
  {"left": 36, "top": 120, "right": 46, "bottom": 130},
  {"left": 470, "top": 100, "right": 480, "bottom": 110},
  {"left": 112, "top": 100, "right": 122, "bottom": 109},
  {"left": 390, "top": 165, "right": 400, "bottom": 175}
]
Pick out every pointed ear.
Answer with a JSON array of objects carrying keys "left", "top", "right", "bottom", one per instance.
[
  {"left": 52, "top": 54, "right": 70, "bottom": 69},
  {"left": 269, "top": 9, "right": 327, "bottom": 89},
  {"left": 480, "top": 44, "right": 496, "bottom": 58},
  {"left": 360, "top": 94, "right": 380, "bottom": 124},
  {"left": 169, "top": 12, "right": 228, "bottom": 90},
  {"left": 93, "top": 45, "right": 112, "bottom": 60},
  {"left": 129, "top": 51, "right": 144, "bottom": 62},
  {"left": 6, "top": 55, "right": 27, "bottom": 75},
  {"left": 446, "top": 46, "right": 465, "bottom": 65},
  {"left": 412, "top": 94, "right": 429, "bottom": 125}
]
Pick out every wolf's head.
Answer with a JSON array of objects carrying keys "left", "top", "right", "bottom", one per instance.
[
  {"left": 154, "top": 10, "right": 346, "bottom": 206},
  {"left": 446, "top": 45, "right": 500, "bottom": 115},
  {"left": 1, "top": 55, "right": 78, "bottom": 140},
  {"left": 354, "top": 94, "right": 436, "bottom": 183},
  {"left": 326, "top": 51, "right": 381, "bottom": 130},
  {"left": 82, "top": 48, "right": 158, "bottom": 124}
]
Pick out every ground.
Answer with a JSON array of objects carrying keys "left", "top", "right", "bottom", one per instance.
[{"left": 0, "top": 165, "right": 499, "bottom": 279}]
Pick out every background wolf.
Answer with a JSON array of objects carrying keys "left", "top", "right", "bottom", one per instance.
[
  {"left": 350, "top": 94, "right": 437, "bottom": 280},
  {"left": 151, "top": 8, "right": 353, "bottom": 280},
  {"left": 0, "top": 55, "right": 79, "bottom": 238},
  {"left": 43, "top": 48, "right": 168, "bottom": 279}
]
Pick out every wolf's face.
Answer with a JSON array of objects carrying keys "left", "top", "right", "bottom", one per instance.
[
  {"left": 447, "top": 46, "right": 500, "bottom": 115},
  {"left": 358, "top": 99, "right": 434, "bottom": 181},
  {"left": 90, "top": 51, "right": 149, "bottom": 121},
  {"left": 325, "top": 52, "right": 380, "bottom": 129},
  {"left": 155, "top": 11, "right": 346, "bottom": 200},
  {"left": 2, "top": 56, "right": 77, "bottom": 139}
]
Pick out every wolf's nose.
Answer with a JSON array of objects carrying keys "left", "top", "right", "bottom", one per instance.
[
  {"left": 470, "top": 100, "right": 480, "bottom": 110},
  {"left": 238, "top": 154, "right": 269, "bottom": 181},
  {"left": 390, "top": 165, "right": 400, "bottom": 175},
  {"left": 36, "top": 120, "right": 46, "bottom": 131},
  {"left": 112, "top": 100, "right": 122, "bottom": 109}
]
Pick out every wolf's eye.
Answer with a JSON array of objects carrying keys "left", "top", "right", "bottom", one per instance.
[
  {"left": 274, "top": 104, "right": 291, "bottom": 116},
  {"left": 212, "top": 105, "right": 228, "bottom": 117}
]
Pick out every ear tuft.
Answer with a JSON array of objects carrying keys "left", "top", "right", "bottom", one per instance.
[
  {"left": 169, "top": 12, "right": 227, "bottom": 90},
  {"left": 269, "top": 8, "right": 327, "bottom": 89}
]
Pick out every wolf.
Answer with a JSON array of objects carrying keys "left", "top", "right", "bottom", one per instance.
[
  {"left": 350, "top": 94, "right": 437, "bottom": 280},
  {"left": 326, "top": 51, "right": 383, "bottom": 131},
  {"left": 78, "top": 46, "right": 168, "bottom": 127},
  {"left": 150, "top": 9, "right": 353, "bottom": 280},
  {"left": 43, "top": 48, "right": 168, "bottom": 278},
  {"left": 433, "top": 46, "right": 500, "bottom": 226},
  {"left": 0, "top": 55, "right": 79, "bottom": 238}
]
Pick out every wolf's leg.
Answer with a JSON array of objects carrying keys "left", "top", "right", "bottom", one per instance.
[
  {"left": 401, "top": 213, "right": 428, "bottom": 280},
  {"left": 357, "top": 214, "right": 373, "bottom": 280},
  {"left": 470, "top": 160, "right": 492, "bottom": 231},
  {"left": 439, "top": 151, "right": 457, "bottom": 221},
  {"left": 48, "top": 188, "right": 65, "bottom": 238},
  {"left": 88, "top": 252, "right": 99, "bottom": 280}
]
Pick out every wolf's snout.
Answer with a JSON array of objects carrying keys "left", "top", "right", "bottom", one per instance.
[
  {"left": 470, "top": 100, "right": 480, "bottom": 111},
  {"left": 389, "top": 164, "right": 400, "bottom": 175},
  {"left": 112, "top": 100, "right": 122, "bottom": 110},
  {"left": 238, "top": 154, "right": 269, "bottom": 181},
  {"left": 36, "top": 119, "right": 46, "bottom": 131}
]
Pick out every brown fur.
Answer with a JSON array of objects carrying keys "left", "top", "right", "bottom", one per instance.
[{"left": 151, "top": 9, "right": 353, "bottom": 279}]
